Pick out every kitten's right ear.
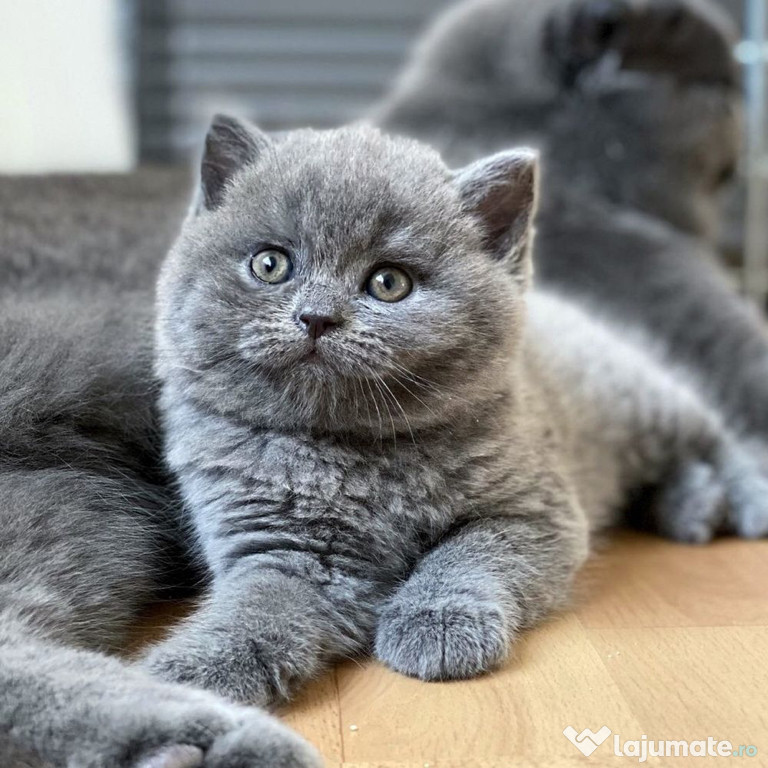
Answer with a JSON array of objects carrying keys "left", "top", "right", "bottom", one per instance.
[
  {"left": 198, "top": 114, "right": 270, "bottom": 211},
  {"left": 452, "top": 148, "right": 539, "bottom": 283}
]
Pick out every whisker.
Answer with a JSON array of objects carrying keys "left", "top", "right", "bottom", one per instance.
[
  {"left": 388, "top": 360, "right": 475, "bottom": 407},
  {"left": 371, "top": 375, "right": 398, "bottom": 450},
  {"left": 354, "top": 375, "right": 374, "bottom": 433},
  {"left": 389, "top": 372, "right": 440, "bottom": 421},
  {"left": 364, "top": 377, "right": 384, "bottom": 446},
  {"left": 375, "top": 372, "right": 416, "bottom": 446}
]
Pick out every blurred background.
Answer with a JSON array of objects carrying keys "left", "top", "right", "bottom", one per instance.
[
  {"left": 0, "top": 0, "right": 452, "bottom": 170},
  {"left": 0, "top": 0, "right": 765, "bottom": 297}
]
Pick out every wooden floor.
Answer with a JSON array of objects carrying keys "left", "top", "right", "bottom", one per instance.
[
  {"left": 274, "top": 531, "right": 768, "bottom": 767},
  {"left": 136, "top": 531, "right": 768, "bottom": 766}
]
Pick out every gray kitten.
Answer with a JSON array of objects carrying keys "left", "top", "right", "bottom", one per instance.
[
  {"left": 375, "top": 0, "right": 768, "bottom": 448},
  {"left": 0, "top": 176, "right": 320, "bottom": 767},
  {"left": 143, "top": 117, "right": 768, "bottom": 705}
]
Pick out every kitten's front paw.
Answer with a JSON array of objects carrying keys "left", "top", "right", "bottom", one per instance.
[
  {"left": 142, "top": 627, "right": 319, "bottom": 708},
  {"left": 143, "top": 646, "right": 274, "bottom": 709},
  {"left": 375, "top": 596, "right": 509, "bottom": 681}
]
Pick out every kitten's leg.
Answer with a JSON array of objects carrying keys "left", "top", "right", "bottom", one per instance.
[
  {"left": 0, "top": 468, "right": 319, "bottom": 768},
  {"left": 375, "top": 509, "right": 588, "bottom": 681},
  {"left": 1, "top": 620, "right": 320, "bottom": 768},
  {"left": 529, "top": 293, "right": 768, "bottom": 544},
  {"left": 588, "top": 328, "right": 768, "bottom": 542},
  {"left": 646, "top": 433, "right": 768, "bottom": 543},
  {"left": 141, "top": 561, "right": 381, "bottom": 708},
  {"left": 587, "top": 347, "right": 768, "bottom": 542}
]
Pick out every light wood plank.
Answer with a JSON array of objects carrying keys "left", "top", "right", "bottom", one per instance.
[
  {"left": 280, "top": 671, "right": 344, "bottom": 764},
  {"left": 132, "top": 532, "right": 768, "bottom": 766},
  {"left": 586, "top": 627, "right": 768, "bottom": 749},
  {"left": 576, "top": 532, "right": 768, "bottom": 629},
  {"left": 335, "top": 615, "right": 641, "bottom": 764}
]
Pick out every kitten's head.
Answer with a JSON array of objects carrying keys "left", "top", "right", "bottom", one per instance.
[{"left": 157, "top": 117, "right": 537, "bottom": 435}]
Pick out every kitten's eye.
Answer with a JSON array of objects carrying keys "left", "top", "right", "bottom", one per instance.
[
  {"left": 249, "top": 249, "right": 293, "bottom": 284},
  {"left": 366, "top": 266, "right": 412, "bottom": 303}
]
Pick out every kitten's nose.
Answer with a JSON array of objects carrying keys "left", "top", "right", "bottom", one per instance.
[{"left": 298, "top": 312, "right": 339, "bottom": 340}]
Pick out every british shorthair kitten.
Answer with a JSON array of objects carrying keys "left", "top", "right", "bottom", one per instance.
[{"left": 144, "top": 116, "right": 768, "bottom": 705}]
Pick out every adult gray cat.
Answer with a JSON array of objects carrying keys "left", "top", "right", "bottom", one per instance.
[
  {"left": 0, "top": 175, "right": 320, "bottom": 767},
  {"left": 142, "top": 116, "right": 768, "bottom": 706},
  {"left": 375, "top": 0, "right": 768, "bottom": 446}
]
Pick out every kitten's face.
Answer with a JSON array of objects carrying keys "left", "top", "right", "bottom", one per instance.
[{"left": 157, "top": 123, "right": 535, "bottom": 434}]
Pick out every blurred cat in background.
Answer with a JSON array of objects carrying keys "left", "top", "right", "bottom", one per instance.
[
  {"left": 0, "top": 180, "right": 321, "bottom": 766},
  {"left": 375, "top": 0, "right": 768, "bottom": 451}
]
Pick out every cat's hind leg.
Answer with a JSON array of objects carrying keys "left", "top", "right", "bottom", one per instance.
[
  {"left": 0, "top": 467, "right": 320, "bottom": 768},
  {"left": 647, "top": 436, "right": 768, "bottom": 543},
  {"left": 529, "top": 293, "right": 768, "bottom": 545}
]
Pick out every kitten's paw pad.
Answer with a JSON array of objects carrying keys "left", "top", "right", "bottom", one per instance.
[
  {"left": 544, "top": 0, "right": 736, "bottom": 88},
  {"left": 375, "top": 598, "right": 509, "bottom": 681},
  {"left": 79, "top": 684, "right": 321, "bottom": 768}
]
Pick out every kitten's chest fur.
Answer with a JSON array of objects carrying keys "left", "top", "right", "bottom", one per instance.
[{"left": 170, "top": 407, "right": 481, "bottom": 581}]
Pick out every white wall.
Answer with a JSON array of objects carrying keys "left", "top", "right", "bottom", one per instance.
[{"left": 0, "top": 0, "right": 136, "bottom": 173}]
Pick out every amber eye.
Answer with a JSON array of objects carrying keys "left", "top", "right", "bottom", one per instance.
[
  {"left": 366, "top": 266, "right": 412, "bottom": 302},
  {"left": 249, "top": 249, "right": 293, "bottom": 284}
]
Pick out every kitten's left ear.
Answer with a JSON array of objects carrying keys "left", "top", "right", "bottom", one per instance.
[
  {"left": 452, "top": 149, "right": 539, "bottom": 279},
  {"left": 198, "top": 114, "right": 271, "bottom": 211}
]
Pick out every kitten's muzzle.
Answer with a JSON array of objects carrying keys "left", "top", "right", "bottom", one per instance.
[{"left": 298, "top": 312, "right": 340, "bottom": 340}]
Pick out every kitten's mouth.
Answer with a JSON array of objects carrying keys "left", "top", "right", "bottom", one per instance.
[{"left": 302, "top": 342, "right": 323, "bottom": 361}]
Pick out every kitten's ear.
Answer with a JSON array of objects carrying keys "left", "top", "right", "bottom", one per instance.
[
  {"left": 198, "top": 114, "right": 271, "bottom": 211},
  {"left": 452, "top": 149, "right": 539, "bottom": 279}
]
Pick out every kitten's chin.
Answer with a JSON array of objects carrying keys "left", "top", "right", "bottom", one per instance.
[{"left": 301, "top": 345, "right": 324, "bottom": 363}]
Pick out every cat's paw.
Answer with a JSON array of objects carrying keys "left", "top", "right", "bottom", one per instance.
[
  {"left": 134, "top": 714, "right": 318, "bottom": 768},
  {"left": 719, "top": 445, "right": 768, "bottom": 540},
  {"left": 143, "top": 649, "right": 272, "bottom": 709},
  {"left": 375, "top": 596, "right": 509, "bottom": 681},
  {"left": 77, "top": 682, "right": 321, "bottom": 768},
  {"left": 651, "top": 459, "right": 727, "bottom": 543},
  {"left": 652, "top": 448, "right": 768, "bottom": 543},
  {"left": 543, "top": 0, "right": 737, "bottom": 89},
  {"left": 142, "top": 629, "right": 316, "bottom": 709}
]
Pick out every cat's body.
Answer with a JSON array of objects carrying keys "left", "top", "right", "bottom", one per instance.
[
  {"left": 375, "top": 0, "right": 768, "bottom": 445},
  {"left": 141, "top": 120, "right": 768, "bottom": 706},
  {"left": 0, "top": 177, "right": 322, "bottom": 766}
]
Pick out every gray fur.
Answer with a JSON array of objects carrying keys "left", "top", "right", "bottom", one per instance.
[
  {"left": 375, "top": 0, "right": 768, "bottom": 445},
  {"left": 144, "top": 119, "right": 768, "bottom": 701},
  {"left": 0, "top": 0, "right": 764, "bottom": 758},
  {"left": 0, "top": 175, "right": 321, "bottom": 766}
]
